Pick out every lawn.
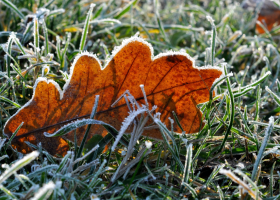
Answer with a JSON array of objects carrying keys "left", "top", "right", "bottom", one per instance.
[{"left": 0, "top": 0, "right": 280, "bottom": 199}]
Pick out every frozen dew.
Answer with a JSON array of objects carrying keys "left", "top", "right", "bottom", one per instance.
[
  {"left": 42, "top": 65, "right": 50, "bottom": 77},
  {"left": 151, "top": 105, "right": 157, "bottom": 112},
  {"left": 1, "top": 164, "right": 9, "bottom": 169},
  {"left": 36, "top": 8, "right": 50, "bottom": 21},
  {"left": 206, "top": 15, "right": 215, "bottom": 25},
  {"left": 46, "top": 53, "right": 54, "bottom": 60},
  {"left": 182, "top": 138, "right": 188, "bottom": 146},
  {"left": 0, "top": 44, "right": 7, "bottom": 52},
  {"left": 9, "top": 31, "right": 17, "bottom": 39},
  {"left": 90, "top": 194, "right": 100, "bottom": 200},
  {"left": 236, "top": 163, "right": 245, "bottom": 169},
  {"left": 89, "top": 3, "right": 96, "bottom": 9},
  {"left": 221, "top": 13, "right": 230, "bottom": 24},
  {"left": 90, "top": 18, "right": 121, "bottom": 25},
  {"left": 111, "top": 105, "right": 148, "bottom": 151},
  {"left": 41, "top": 45, "right": 45, "bottom": 52},
  {"left": 262, "top": 146, "right": 280, "bottom": 158},
  {"left": 205, "top": 31, "right": 212, "bottom": 35},
  {"left": 49, "top": 9, "right": 65, "bottom": 17},
  {"left": 0, "top": 151, "right": 39, "bottom": 185},
  {"left": 168, "top": 117, "right": 174, "bottom": 125},
  {"left": 179, "top": 48, "right": 185, "bottom": 53},
  {"left": 31, "top": 164, "right": 41, "bottom": 172},
  {"left": 153, "top": 118, "right": 167, "bottom": 130},
  {"left": 228, "top": 31, "right": 242, "bottom": 43},
  {"left": 145, "top": 141, "right": 152, "bottom": 149},
  {"left": 30, "top": 181, "right": 55, "bottom": 200},
  {"left": 140, "top": 84, "right": 149, "bottom": 108},
  {"left": 28, "top": 42, "right": 35, "bottom": 49},
  {"left": 56, "top": 35, "right": 61, "bottom": 44},
  {"left": 154, "top": 112, "right": 161, "bottom": 120}
]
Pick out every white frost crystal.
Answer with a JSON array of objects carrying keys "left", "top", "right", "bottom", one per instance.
[{"left": 145, "top": 141, "right": 152, "bottom": 149}]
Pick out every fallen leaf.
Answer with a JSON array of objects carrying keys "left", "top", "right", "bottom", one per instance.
[
  {"left": 256, "top": 12, "right": 280, "bottom": 34},
  {"left": 4, "top": 36, "right": 223, "bottom": 156}
]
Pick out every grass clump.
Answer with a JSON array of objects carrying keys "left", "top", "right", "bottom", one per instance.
[{"left": 1, "top": 0, "right": 280, "bottom": 199}]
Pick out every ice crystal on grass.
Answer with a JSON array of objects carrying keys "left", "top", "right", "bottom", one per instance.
[
  {"left": 30, "top": 181, "right": 55, "bottom": 200},
  {"left": 0, "top": 138, "right": 6, "bottom": 151},
  {"left": 0, "top": 151, "right": 39, "bottom": 185},
  {"left": 110, "top": 86, "right": 162, "bottom": 182},
  {"left": 111, "top": 105, "right": 148, "bottom": 151},
  {"left": 110, "top": 85, "right": 160, "bottom": 151},
  {"left": 206, "top": 15, "right": 215, "bottom": 26},
  {"left": 145, "top": 141, "right": 152, "bottom": 149}
]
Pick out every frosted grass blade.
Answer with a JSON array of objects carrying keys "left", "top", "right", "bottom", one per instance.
[
  {"left": 30, "top": 181, "right": 55, "bottom": 200},
  {"left": 1, "top": 0, "right": 25, "bottom": 19},
  {"left": 251, "top": 117, "right": 274, "bottom": 182},
  {"left": 79, "top": 4, "right": 95, "bottom": 52},
  {"left": 0, "top": 151, "right": 39, "bottom": 185}
]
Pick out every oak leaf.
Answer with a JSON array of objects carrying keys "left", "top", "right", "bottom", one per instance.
[{"left": 4, "top": 36, "right": 223, "bottom": 156}]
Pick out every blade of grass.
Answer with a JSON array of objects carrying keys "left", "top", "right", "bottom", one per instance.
[
  {"left": 218, "top": 65, "right": 235, "bottom": 152},
  {"left": 1, "top": 0, "right": 25, "bottom": 19},
  {"left": 251, "top": 117, "right": 274, "bottom": 182},
  {"left": 0, "top": 96, "right": 21, "bottom": 108},
  {"left": 114, "top": 0, "right": 139, "bottom": 19},
  {"left": 4, "top": 122, "right": 23, "bottom": 151},
  {"left": 206, "top": 15, "right": 216, "bottom": 66},
  {"left": 0, "top": 151, "right": 39, "bottom": 185},
  {"left": 75, "top": 95, "right": 99, "bottom": 161},
  {"left": 79, "top": 4, "right": 95, "bottom": 52}
]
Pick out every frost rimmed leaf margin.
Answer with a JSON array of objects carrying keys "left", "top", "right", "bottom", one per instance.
[{"left": 3, "top": 35, "right": 224, "bottom": 140}]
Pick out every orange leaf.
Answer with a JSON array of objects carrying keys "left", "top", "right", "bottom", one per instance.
[
  {"left": 4, "top": 36, "right": 223, "bottom": 156},
  {"left": 256, "top": 11, "right": 280, "bottom": 34}
]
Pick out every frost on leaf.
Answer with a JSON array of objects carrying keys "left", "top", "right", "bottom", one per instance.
[{"left": 4, "top": 35, "right": 223, "bottom": 156}]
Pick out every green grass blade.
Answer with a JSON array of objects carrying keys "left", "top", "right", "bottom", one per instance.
[
  {"left": 270, "top": 161, "right": 276, "bottom": 197},
  {"left": 6, "top": 35, "right": 13, "bottom": 78},
  {"left": 4, "top": 122, "right": 23, "bottom": 151},
  {"left": 42, "top": 20, "right": 49, "bottom": 56},
  {"left": 55, "top": 152, "right": 71, "bottom": 173},
  {"left": 251, "top": 117, "right": 274, "bottom": 182},
  {"left": 218, "top": 65, "right": 235, "bottom": 152},
  {"left": 182, "top": 182, "right": 197, "bottom": 198},
  {"left": 0, "top": 185, "right": 18, "bottom": 199},
  {"left": 206, "top": 15, "right": 216, "bottom": 66},
  {"left": 155, "top": 120, "right": 184, "bottom": 171},
  {"left": 114, "top": 0, "right": 139, "bottom": 19},
  {"left": 0, "top": 96, "right": 21, "bottom": 108},
  {"left": 79, "top": 4, "right": 95, "bottom": 52},
  {"left": 154, "top": 0, "right": 168, "bottom": 43},
  {"left": 236, "top": 71, "right": 271, "bottom": 93},
  {"left": 266, "top": 86, "right": 280, "bottom": 106},
  {"left": 1, "top": 0, "right": 25, "bottom": 19},
  {"left": 34, "top": 17, "right": 40, "bottom": 57},
  {"left": 205, "top": 164, "right": 224, "bottom": 188},
  {"left": 0, "top": 151, "right": 39, "bottom": 185},
  {"left": 76, "top": 95, "right": 99, "bottom": 160}
]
